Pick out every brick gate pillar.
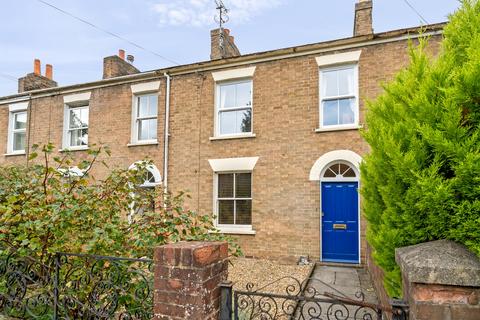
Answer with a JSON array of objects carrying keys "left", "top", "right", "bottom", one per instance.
[
  {"left": 396, "top": 240, "right": 480, "bottom": 320},
  {"left": 153, "top": 241, "right": 229, "bottom": 320}
]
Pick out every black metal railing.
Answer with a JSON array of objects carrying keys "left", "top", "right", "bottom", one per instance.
[
  {"left": 220, "top": 276, "right": 409, "bottom": 320},
  {"left": 0, "top": 249, "right": 153, "bottom": 319}
]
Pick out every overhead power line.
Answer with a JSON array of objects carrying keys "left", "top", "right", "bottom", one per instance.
[
  {"left": 0, "top": 72, "right": 18, "bottom": 82},
  {"left": 34, "top": 0, "right": 180, "bottom": 65},
  {"left": 402, "top": 0, "right": 429, "bottom": 25}
]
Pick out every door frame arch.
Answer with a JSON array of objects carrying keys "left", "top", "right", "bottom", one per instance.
[{"left": 310, "top": 150, "right": 362, "bottom": 264}]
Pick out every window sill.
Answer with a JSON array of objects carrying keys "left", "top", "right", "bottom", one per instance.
[
  {"left": 315, "top": 125, "right": 363, "bottom": 133},
  {"left": 209, "top": 134, "right": 256, "bottom": 141},
  {"left": 4, "top": 151, "right": 26, "bottom": 157},
  {"left": 59, "top": 146, "right": 89, "bottom": 152},
  {"left": 210, "top": 227, "right": 256, "bottom": 235},
  {"left": 127, "top": 141, "right": 158, "bottom": 147}
]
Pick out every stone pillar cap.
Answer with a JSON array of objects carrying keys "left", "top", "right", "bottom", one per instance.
[{"left": 395, "top": 240, "right": 480, "bottom": 287}]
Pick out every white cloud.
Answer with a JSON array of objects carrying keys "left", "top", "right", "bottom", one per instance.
[{"left": 152, "top": 0, "right": 283, "bottom": 27}]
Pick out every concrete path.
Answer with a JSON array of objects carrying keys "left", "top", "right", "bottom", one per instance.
[{"left": 294, "top": 265, "right": 380, "bottom": 319}]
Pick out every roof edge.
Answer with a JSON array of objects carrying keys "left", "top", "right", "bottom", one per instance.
[{"left": 0, "top": 22, "right": 446, "bottom": 104}]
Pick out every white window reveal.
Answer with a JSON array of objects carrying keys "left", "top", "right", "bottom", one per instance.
[
  {"left": 216, "top": 172, "right": 252, "bottom": 226},
  {"left": 216, "top": 80, "right": 253, "bottom": 136},
  {"left": 9, "top": 111, "right": 27, "bottom": 153},
  {"left": 63, "top": 92, "right": 91, "bottom": 150},
  {"left": 128, "top": 162, "right": 162, "bottom": 222},
  {"left": 7, "top": 102, "right": 29, "bottom": 155},
  {"left": 66, "top": 105, "right": 89, "bottom": 148},
  {"left": 208, "top": 156, "right": 258, "bottom": 234},
  {"left": 211, "top": 66, "right": 256, "bottom": 139},
  {"left": 133, "top": 94, "right": 158, "bottom": 143},
  {"left": 130, "top": 81, "right": 160, "bottom": 146},
  {"left": 319, "top": 65, "right": 358, "bottom": 128}
]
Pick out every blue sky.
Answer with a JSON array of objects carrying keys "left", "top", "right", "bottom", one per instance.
[{"left": 0, "top": 0, "right": 459, "bottom": 97}]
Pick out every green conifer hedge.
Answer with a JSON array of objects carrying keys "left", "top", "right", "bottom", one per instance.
[{"left": 361, "top": 0, "right": 480, "bottom": 297}]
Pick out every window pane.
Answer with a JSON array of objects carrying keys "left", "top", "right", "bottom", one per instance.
[
  {"left": 149, "top": 95, "right": 158, "bottom": 116},
  {"left": 218, "top": 83, "right": 236, "bottom": 109},
  {"left": 138, "top": 96, "right": 149, "bottom": 117},
  {"left": 236, "top": 82, "right": 252, "bottom": 107},
  {"left": 339, "top": 98, "right": 355, "bottom": 125},
  {"left": 69, "top": 108, "right": 88, "bottom": 129},
  {"left": 220, "top": 109, "right": 252, "bottom": 135},
  {"left": 338, "top": 67, "right": 355, "bottom": 96},
  {"left": 323, "top": 100, "right": 338, "bottom": 126},
  {"left": 14, "top": 112, "right": 27, "bottom": 130},
  {"left": 236, "top": 200, "right": 252, "bottom": 225},
  {"left": 218, "top": 174, "right": 234, "bottom": 198},
  {"left": 323, "top": 168, "right": 336, "bottom": 178},
  {"left": 219, "top": 110, "right": 236, "bottom": 135},
  {"left": 343, "top": 167, "right": 356, "bottom": 177},
  {"left": 235, "top": 173, "right": 251, "bottom": 198},
  {"left": 218, "top": 200, "right": 234, "bottom": 224},
  {"left": 70, "top": 129, "right": 88, "bottom": 146},
  {"left": 138, "top": 119, "right": 157, "bottom": 141},
  {"left": 322, "top": 70, "right": 338, "bottom": 97},
  {"left": 239, "top": 109, "right": 252, "bottom": 133},
  {"left": 13, "top": 132, "right": 25, "bottom": 151}
]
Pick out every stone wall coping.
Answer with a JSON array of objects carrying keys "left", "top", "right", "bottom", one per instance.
[{"left": 395, "top": 240, "right": 480, "bottom": 287}]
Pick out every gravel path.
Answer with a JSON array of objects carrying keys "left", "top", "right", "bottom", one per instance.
[
  {"left": 229, "top": 257, "right": 314, "bottom": 294},
  {"left": 228, "top": 257, "right": 314, "bottom": 319}
]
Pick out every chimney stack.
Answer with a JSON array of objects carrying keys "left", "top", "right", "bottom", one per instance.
[
  {"left": 45, "top": 64, "right": 53, "bottom": 80},
  {"left": 210, "top": 28, "right": 241, "bottom": 60},
  {"left": 18, "top": 59, "right": 57, "bottom": 93},
  {"left": 103, "top": 50, "right": 140, "bottom": 79},
  {"left": 354, "top": 0, "right": 373, "bottom": 37}
]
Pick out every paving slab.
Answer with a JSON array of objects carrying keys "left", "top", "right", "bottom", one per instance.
[{"left": 293, "top": 264, "right": 380, "bottom": 319}]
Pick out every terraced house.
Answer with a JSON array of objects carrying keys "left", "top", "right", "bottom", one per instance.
[{"left": 0, "top": 0, "right": 443, "bottom": 264}]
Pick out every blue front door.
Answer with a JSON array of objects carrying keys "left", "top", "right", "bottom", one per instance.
[{"left": 321, "top": 182, "right": 359, "bottom": 263}]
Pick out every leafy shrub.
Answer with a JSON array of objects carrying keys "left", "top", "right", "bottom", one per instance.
[
  {"left": 0, "top": 143, "right": 241, "bottom": 261},
  {"left": 361, "top": 0, "right": 480, "bottom": 297}
]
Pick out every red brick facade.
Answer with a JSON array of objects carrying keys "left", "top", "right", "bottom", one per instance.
[{"left": 0, "top": 5, "right": 444, "bottom": 264}]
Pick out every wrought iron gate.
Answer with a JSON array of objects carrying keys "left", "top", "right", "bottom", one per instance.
[
  {"left": 0, "top": 249, "right": 153, "bottom": 319},
  {"left": 220, "top": 276, "right": 408, "bottom": 320}
]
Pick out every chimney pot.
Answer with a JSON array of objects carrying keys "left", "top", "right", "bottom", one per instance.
[
  {"left": 45, "top": 64, "right": 53, "bottom": 80},
  {"left": 34, "top": 59, "right": 41, "bottom": 75},
  {"left": 118, "top": 49, "right": 125, "bottom": 60}
]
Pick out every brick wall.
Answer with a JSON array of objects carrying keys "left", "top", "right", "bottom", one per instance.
[
  {"left": 0, "top": 32, "right": 443, "bottom": 263},
  {"left": 153, "top": 241, "right": 228, "bottom": 319}
]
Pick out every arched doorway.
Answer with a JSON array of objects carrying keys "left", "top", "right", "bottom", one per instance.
[{"left": 320, "top": 161, "right": 360, "bottom": 263}]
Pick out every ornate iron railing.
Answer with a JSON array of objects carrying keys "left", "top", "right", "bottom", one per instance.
[
  {"left": 221, "top": 276, "right": 408, "bottom": 320},
  {"left": 0, "top": 249, "right": 153, "bottom": 319}
]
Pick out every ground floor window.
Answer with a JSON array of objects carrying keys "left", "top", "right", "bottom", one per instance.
[
  {"left": 128, "top": 162, "right": 162, "bottom": 222},
  {"left": 216, "top": 172, "right": 252, "bottom": 226}
]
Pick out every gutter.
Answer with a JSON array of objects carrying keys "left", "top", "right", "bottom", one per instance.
[{"left": 163, "top": 73, "right": 171, "bottom": 192}]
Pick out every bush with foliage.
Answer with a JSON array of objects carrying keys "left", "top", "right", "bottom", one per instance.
[
  {"left": 0, "top": 143, "right": 241, "bottom": 261},
  {"left": 361, "top": 0, "right": 480, "bottom": 297}
]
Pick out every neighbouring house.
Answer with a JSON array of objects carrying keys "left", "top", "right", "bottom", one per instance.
[{"left": 0, "top": 0, "right": 443, "bottom": 264}]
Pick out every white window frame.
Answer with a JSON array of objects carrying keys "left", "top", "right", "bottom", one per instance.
[
  {"left": 128, "top": 162, "right": 162, "bottom": 223},
  {"left": 213, "top": 171, "right": 255, "bottom": 234},
  {"left": 319, "top": 64, "right": 359, "bottom": 130},
  {"left": 7, "top": 109, "right": 28, "bottom": 155},
  {"left": 63, "top": 103, "right": 89, "bottom": 150},
  {"left": 131, "top": 93, "right": 159, "bottom": 145},
  {"left": 214, "top": 79, "right": 254, "bottom": 138}
]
